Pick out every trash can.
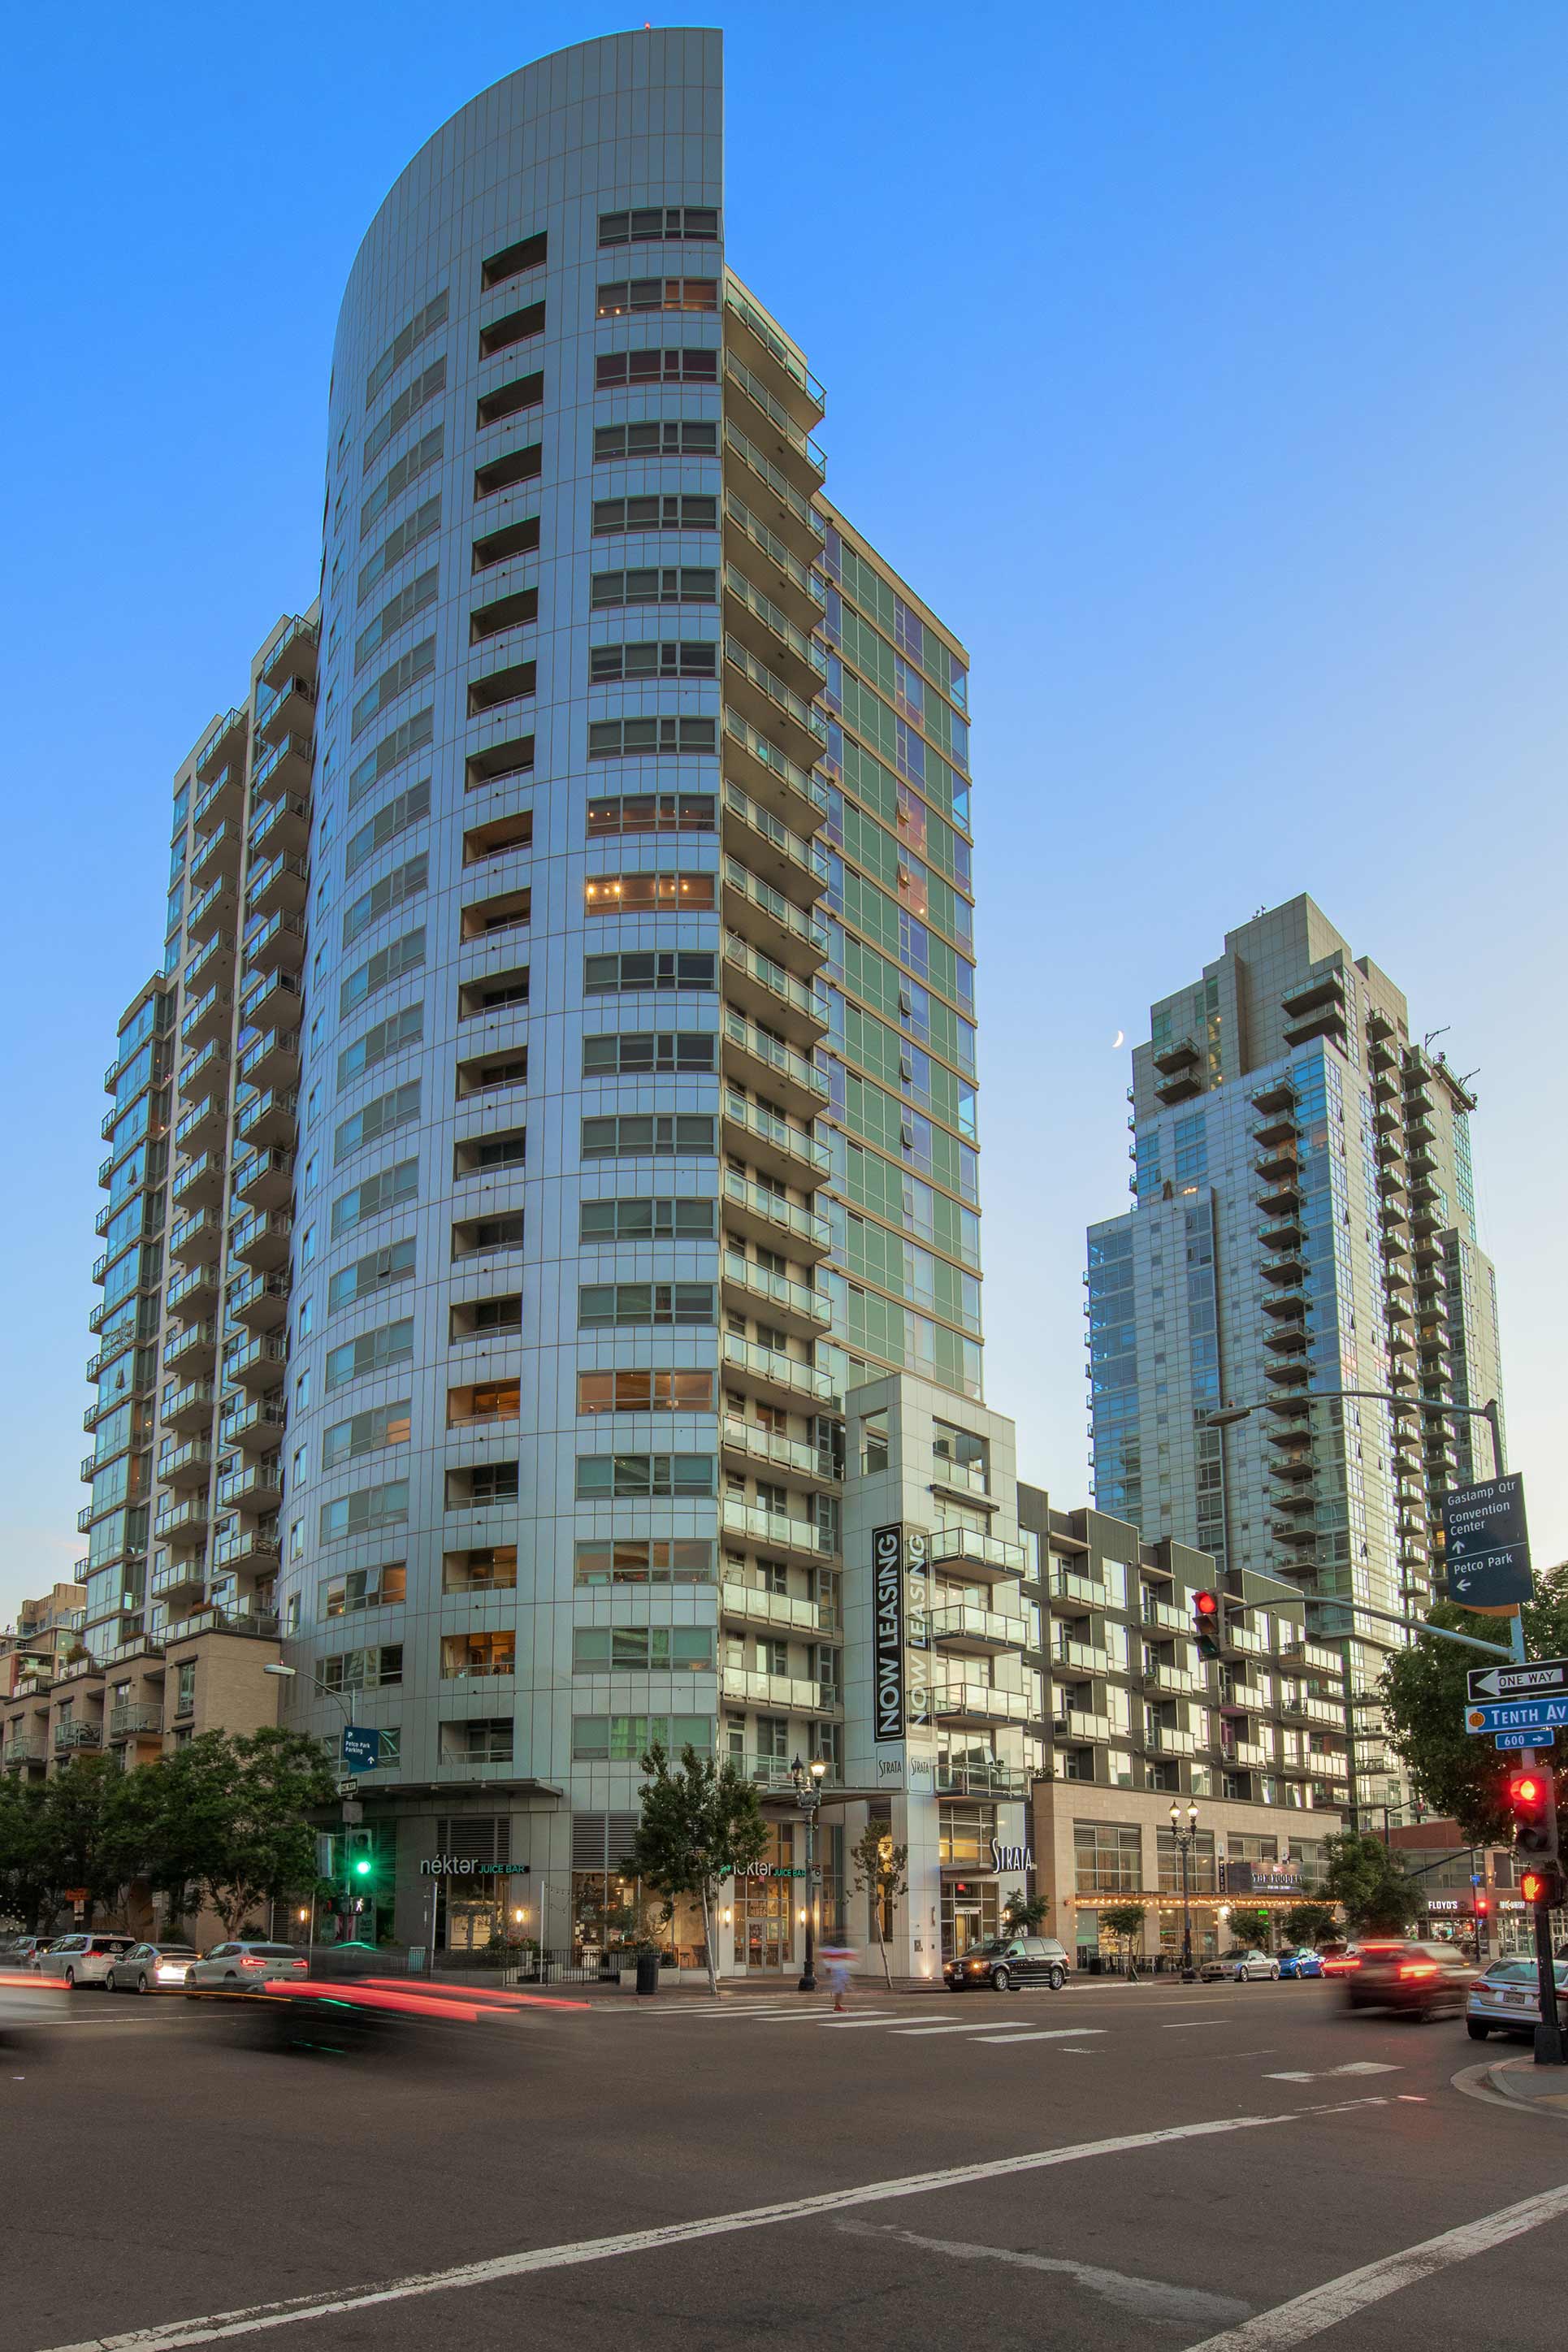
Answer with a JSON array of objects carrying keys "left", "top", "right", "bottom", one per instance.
[{"left": 635, "top": 1950, "right": 660, "bottom": 1997}]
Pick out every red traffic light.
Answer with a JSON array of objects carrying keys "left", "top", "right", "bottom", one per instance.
[
  {"left": 1475, "top": 1895, "right": 1490, "bottom": 1915},
  {"left": 1510, "top": 1773, "right": 1547, "bottom": 1809},
  {"left": 1193, "top": 1591, "right": 1219, "bottom": 1619},
  {"left": 1521, "top": 1867, "right": 1553, "bottom": 1906}
]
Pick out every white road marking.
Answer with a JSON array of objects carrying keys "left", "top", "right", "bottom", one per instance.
[
  {"left": 34, "top": 2110, "right": 1307, "bottom": 2352},
  {"left": 1163, "top": 2021, "right": 1226, "bottom": 2029},
  {"left": 1181, "top": 2177, "right": 1568, "bottom": 2352},
  {"left": 890, "top": 2020, "right": 1046, "bottom": 2036},
  {"left": 1263, "top": 2062, "right": 1400, "bottom": 2083},
  {"left": 750, "top": 2008, "right": 900, "bottom": 2024},
  {"left": 972, "top": 2030, "right": 1107, "bottom": 2046},
  {"left": 834, "top": 2220, "right": 1252, "bottom": 2328}
]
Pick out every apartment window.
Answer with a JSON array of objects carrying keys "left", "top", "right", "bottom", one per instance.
[
  {"left": 360, "top": 427, "right": 444, "bottom": 539},
  {"left": 474, "top": 444, "right": 542, "bottom": 500},
  {"left": 343, "top": 854, "right": 427, "bottom": 947},
  {"left": 581, "top": 1113, "right": 716, "bottom": 1159},
  {"left": 322, "top": 1401, "right": 412, "bottom": 1470},
  {"left": 443, "top": 1631, "right": 516, "bottom": 1680},
  {"left": 579, "top": 1196, "right": 716, "bottom": 1242},
  {"left": 327, "top": 1238, "right": 416, "bottom": 1311},
  {"left": 344, "top": 781, "right": 430, "bottom": 877},
  {"left": 467, "top": 661, "right": 536, "bottom": 715},
  {"left": 578, "top": 1370, "right": 714, "bottom": 1414},
  {"left": 453, "top": 1128, "right": 526, "bottom": 1176},
  {"left": 448, "top": 1380, "right": 521, "bottom": 1426},
  {"left": 319, "top": 1482, "right": 409, "bottom": 1541},
  {"left": 464, "top": 811, "right": 534, "bottom": 864},
  {"left": 465, "top": 737, "right": 535, "bottom": 790},
  {"left": 1156, "top": 1827, "right": 1218, "bottom": 1895},
  {"left": 572, "top": 1713, "right": 713, "bottom": 1762},
  {"left": 445, "top": 1462, "right": 520, "bottom": 1507},
  {"left": 175, "top": 1661, "right": 197, "bottom": 1717},
  {"left": 1072, "top": 1821, "right": 1143, "bottom": 1895},
  {"left": 592, "top": 495, "right": 717, "bottom": 536},
  {"left": 584, "top": 872, "right": 715, "bottom": 912},
  {"left": 594, "top": 349, "right": 718, "bottom": 390},
  {"left": 476, "top": 372, "right": 544, "bottom": 431},
  {"left": 456, "top": 1048, "right": 528, "bottom": 1098},
  {"left": 358, "top": 496, "right": 441, "bottom": 606},
  {"left": 355, "top": 570, "right": 439, "bottom": 673},
  {"left": 591, "top": 565, "right": 717, "bottom": 609},
  {"left": 337, "top": 1003, "right": 423, "bottom": 1090},
  {"left": 363, "top": 358, "right": 446, "bottom": 472},
  {"left": 573, "top": 1627, "right": 713, "bottom": 1672},
  {"left": 321, "top": 1562, "right": 407, "bottom": 1617},
  {"left": 596, "top": 278, "right": 717, "bottom": 318},
  {"left": 586, "top": 796, "right": 714, "bottom": 840},
  {"left": 597, "top": 206, "right": 718, "bottom": 245},
  {"left": 366, "top": 290, "right": 448, "bottom": 408},
  {"left": 574, "top": 1538, "right": 716, "bottom": 1585},
  {"left": 458, "top": 967, "right": 529, "bottom": 1018},
  {"left": 584, "top": 949, "right": 716, "bottom": 994},
  {"left": 481, "top": 231, "right": 547, "bottom": 289},
  {"left": 348, "top": 709, "right": 433, "bottom": 810},
  {"left": 334, "top": 1081, "right": 421, "bottom": 1166},
  {"left": 340, "top": 927, "right": 426, "bottom": 1019},
  {"left": 479, "top": 300, "right": 545, "bottom": 358},
  {"left": 331, "top": 1160, "right": 418, "bottom": 1243},
  {"left": 589, "top": 642, "right": 716, "bottom": 683},
  {"left": 470, "top": 588, "right": 539, "bottom": 644},
  {"left": 583, "top": 1030, "right": 715, "bottom": 1076},
  {"left": 444, "top": 1546, "right": 518, "bottom": 1593},
  {"left": 472, "top": 516, "right": 541, "bottom": 571},
  {"left": 578, "top": 1282, "right": 716, "bottom": 1328},
  {"left": 450, "top": 1295, "right": 522, "bottom": 1339},
  {"left": 461, "top": 888, "right": 531, "bottom": 942},
  {"left": 593, "top": 422, "right": 717, "bottom": 462},
  {"left": 320, "top": 1644, "right": 404, "bottom": 1691},
  {"left": 451, "top": 1212, "right": 526, "bottom": 1260},
  {"left": 324, "top": 1317, "right": 414, "bottom": 1392}
]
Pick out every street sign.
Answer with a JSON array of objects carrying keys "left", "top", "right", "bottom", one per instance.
[
  {"left": 1443, "top": 1474, "right": 1533, "bottom": 1611},
  {"left": 340, "top": 1725, "right": 382, "bottom": 1774},
  {"left": 1464, "top": 1697, "right": 1568, "bottom": 1738},
  {"left": 1496, "top": 1729, "right": 1558, "bottom": 1752},
  {"left": 1468, "top": 1658, "right": 1568, "bottom": 1704}
]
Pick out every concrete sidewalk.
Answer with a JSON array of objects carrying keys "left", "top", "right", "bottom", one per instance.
[{"left": 1487, "top": 2054, "right": 1568, "bottom": 2117}]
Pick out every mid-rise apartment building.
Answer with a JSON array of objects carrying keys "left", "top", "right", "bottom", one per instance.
[{"left": 1087, "top": 895, "right": 1506, "bottom": 1821}]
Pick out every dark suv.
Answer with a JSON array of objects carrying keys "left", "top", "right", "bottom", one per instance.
[
  {"left": 944, "top": 1936, "right": 1070, "bottom": 1993},
  {"left": 1342, "top": 1938, "right": 1472, "bottom": 2020}
]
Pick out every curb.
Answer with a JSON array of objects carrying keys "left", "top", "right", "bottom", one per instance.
[{"left": 1486, "top": 2057, "right": 1568, "bottom": 2116}]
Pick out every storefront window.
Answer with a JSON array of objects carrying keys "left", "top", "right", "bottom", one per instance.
[
  {"left": 1157, "top": 1827, "right": 1217, "bottom": 1894},
  {"left": 1073, "top": 1821, "right": 1141, "bottom": 1893}
]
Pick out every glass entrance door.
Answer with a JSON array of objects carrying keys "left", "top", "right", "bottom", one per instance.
[{"left": 734, "top": 1824, "right": 798, "bottom": 1970}]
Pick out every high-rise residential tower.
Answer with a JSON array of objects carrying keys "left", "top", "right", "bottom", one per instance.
[
  {"left": 266, "top": 29, "right": 983, "bottom": 1958},
  {"left": 1087, "top": 895, "right": 1505, "bottom": 1820}
]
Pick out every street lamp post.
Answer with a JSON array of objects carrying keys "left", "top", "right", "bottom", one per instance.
[
  {"left": 1168, "top": 1800, "right": 1200, "bottom": 1982},
  {"left": 264, "top": 1662, "right": 362, "bottom": 1935},
  {"left": 791, "top": 1754, "right": 828, "bottom": 1994}
]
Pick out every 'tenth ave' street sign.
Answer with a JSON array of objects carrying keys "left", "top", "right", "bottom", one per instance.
[
  {"left": 1467, "top": 1658, "right": 1568, "bottom": 1704},
  {"left": 1496, "top": 1728, "right": 1558, "bottom": 1752},
  {"left": 1464, "top": 1697, "right": 1568, "bottom": 1739},
  {"left": 1442, "top": 1474, "right": 1533, "bottom": 1611}
]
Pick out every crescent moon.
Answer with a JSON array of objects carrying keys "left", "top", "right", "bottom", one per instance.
[{"left": 1112, "top": 1030, "right": 1124, "bottom": 1049}]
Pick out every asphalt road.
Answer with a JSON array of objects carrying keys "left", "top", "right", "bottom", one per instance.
[{"left": 4, "top": 1973, "right": 1566, "bottom": 2352}]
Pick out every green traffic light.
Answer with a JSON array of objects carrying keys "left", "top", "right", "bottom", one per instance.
[{"left": 353, "top": 1857, "right": 372, "bottom": 1876}]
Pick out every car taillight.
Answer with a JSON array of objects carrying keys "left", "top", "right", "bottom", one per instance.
[
  {"left": 240, "top": 1956, "right": 268, "bottom": 1969},
  {"left": 1398, "top": 1962, "right": 1439, "bottom": 1979}
]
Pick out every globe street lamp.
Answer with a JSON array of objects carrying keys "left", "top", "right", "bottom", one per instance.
[
  {"left": 790, "top": 1754, "right": 828, "bottom": 1993},
  {"left": 1168, "top": 1800, "right": 1200, "bottom": 1982}
]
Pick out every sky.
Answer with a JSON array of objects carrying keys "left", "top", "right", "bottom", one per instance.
[{"left": 2, "top": 2, "right": 1566, "bottom": 1629}]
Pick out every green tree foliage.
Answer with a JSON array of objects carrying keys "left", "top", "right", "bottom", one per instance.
[
  {"left": 1380, "top": 1564, "right": 1568, "bottom": 1845},
  {"left": 1099, "top": 1902, "right": 1147, "bottom": 1949},
  {"left": 1280, "top": 1902, "right": 1338, "bottom": 1948},
  {"left": 0, "top": 1776, "right": 64, "bottom": 1930},
  {"left": 1002, "top": 1889, "right": 1050, "bottom": 1932},
  {"left": 1321, "top": 1832, "right": 1423, "bottom": 1935},
  {"left": 628, "top": 1743, "right": 769, "bottom": 1994},
  {"left": 1224, "top": 1904, "right": 1272, "bottom": 1951},
  {"left": 848, "top": 1822, "right": 908, "bottom": 1986}
]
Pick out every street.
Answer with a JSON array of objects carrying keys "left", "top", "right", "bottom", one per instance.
[{"left": 5, "top": 1975, "right": 1566, "bottom": 2351}]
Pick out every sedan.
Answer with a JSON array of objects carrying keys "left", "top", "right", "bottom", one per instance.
[
  {"left": 1201, "top": 1949, "right": 1280, "bottom": 1982},
  {"left": 1465, "top": 1956, "right": 1568, "bottom": 2042},
  {"left": 186, "top": 1941, "right": 310, "bottom": 1991},
  {"left": 104, "top": 1943, "right": 201, "bottom": 1995},
  {"left": 1277, "top": 1947, "right": 1323, "bottom": 1979},
  {"left": 1344, "top": 1939, "right": 1472, "bottom": 2019}
]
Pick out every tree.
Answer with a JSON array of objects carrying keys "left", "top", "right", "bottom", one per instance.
[
  {"left": 848, "top": 1822, "right": 908, "bottom": 1986},
  {"left": 1280, "top": 1901, "right": 1337, "bottom": 1949},
  {"left": 1321, "top": 1832, "right": 1423, "bottom": 1935},
  {"left": 1381, "top": 1563, "right": 1568, "bottom": 1844},
  {"left": 40, "top": 1756, "right": 143, "bottom": 1927},
  {"left": 1002, "top": 1889, "right": 1049, "bottom": 1932},
  {"left": 1224, "top": 1904, "right": 1272, "bottom": 1951},
  {"left": 628, "top": 1743, "right": 769, "bottom": 1995},
  {"left": 0, "top": 1776, "right": 62, "bottom": 1931},
  {"left": 1100, "top": 1902, "right": 1147, "bottom": 1959},
  {"left": 131, "top": 1728, "right": 336, "bottom": 1933}
]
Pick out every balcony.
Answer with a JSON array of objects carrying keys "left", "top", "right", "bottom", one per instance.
[
  {"left": 189, "top": 820, "right": 237, "bottom": 889},
  {"left": 721, "top": 1250, "right": 829, "bottom": 1336},
  {"left": 1152, "top": 1039, "right": 1202, "bottom": 1104},
  {"left": 185, "top": 873, "right": 238, "bottom": 949},
  {"left": 108, "top": 1702, "right": 162, "bottom": 1742},
  {"left": 2, "top": 1737, "right": 46, "bottom": 1771},
  {"left": 220, "top": 1396, "right": 287, "bottom": 1451},
  {"left": 721, "top": 1009, "right": 827, "bottom": 1120},
  {"left": 211, "top": 1524, "right": 281, "bottom": 1575},
  {"left": 1140, "top": 1595, "right": 1188, "bottom": 1634},
  {"left": 721, "top": 1169, "right": 831, "bottom": 1258},
  {"left": 241, "top": 909, "right": 307, "bottom": 979},
  {"left": 1143, "top": 1663, "right": 1204, "bottom": 1696},
  {"left": 721, "top": 778, "right": 826, "bottom": 900},
  {"left": 721, "top": 1332, "right": 834, "bottom": 1410},
  {"left": 223, "top": 1333, "right": 289, "bottom": 1391},
  {"left": 196, "top": 708, "right": 247, "bottom": 786},
  {"left": 156, "top": 1437, "right": 212, "bottom": 1488},
  {"left": 736, "top": 1753, "right": 842, "bottom": 1795},
  {"left": 245, "top": 851, "right": 309, "bottom": 924},
  {"left": 174, "top": 1093, "right": 225, "bottom": 1156},
  {"left": 723, "top": 491, "right": 825, "bottom": 635},
  {"left": 162, "top": 1319, "right": 217, "bottom": 1375},
  {"left": 721, "top": 857, "right": 828, "bottom": 973},
  {"left": 722, "top": 418, "right": 823, "bottom": 561},
  {"left": 235, "top": 1090, "right": 299, "bottom": 1152},
  {"left": 719, "top": 1579, "right": 827, "bottom": 1636},
  {"left": 249, "top": 731, "right": 313, "bottom": 802},
  {"left": 154, "top": 1494, "right": 210, "bottom": 1542},
  {"left": 719, "top": 1665, "right": 838, "bottom": 1716},
  {"left": 721, "top": 935, "right": 829, "bottom": 1050},
  {"left": 261, "top": 614, "right": 320, "bottom": 692},
  {"left": 1053, "top": 1708, "right": 1111, "bottom": 1744},
  {"left": 724, "top": 345, "right": 825, "bottom": 485},
  {"left": 150, "top": 1554, "right": 207, "bottom": 1601},
  {"left": 232, "top": 1146, "right": 295, "bottom": 1210},
  {"left": 237, "top": 1028, "right": 301, "bottom": 1093},
  {"left": 193, "top": 762, "right": 241, "bottom": 834},
  {"left": 721, "top": 639, "right": 826, "bottom": 773},
  {"left": 929, "top": 1526, "right": 1026, "bottom": 1584},
  {"left": 722, "top": 561, "right": 825, "bottom": 703},
  {"left": 225, "top": 1268, "right": 292, "bottom": 1332},
  {"left": 239, "top": 963, "right": 304, "bottom": 1034},
  {"left": 721, "top": 1092, "right": 829, "bottom": 1188},
  {"left": 184, "top": 929, "right": 235, "bottom": 997},
  {"left": 1222, "top": 1739, "right": 1271, "bottom": 1769},
  {"left": 721, "top": 704, "right": 827, "bottom": 834},
  {"left": 929, "top": 1605, "right": 1022, "bottom": 1656},
  {"left": 719, "top": 1414, "right": 837, "bottom": 1490},
  {"left": 935, "top": 1761, "right": 1030, "bottom": 1799},
  {"left": 160, "top": 1379, "right": 216, "bottom": 1434},
  {"left": 54, "top": 1722, "right": 103, "bottom": 1754},
  {"left": 171, "top": 1151, "right": 223, "bottom": 1212},
  {"left": 1144, "top": 1726, "right": 1198, "bottom": 1756},
  {"left": 178, "top": 1037, "right": 230, "bottom": 1103},
  {"left": 1053, "top": 1637, "right": 1107, "bottom": 1674},
  {"left": 231, "top": 1208, "right": 293, "bottom": 1271}
]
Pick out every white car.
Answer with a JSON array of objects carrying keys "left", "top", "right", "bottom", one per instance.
[
  {"left": 32, "top": 1934, "right": 137, "bottom": 1987},
  {"left": 104, "top": 1942, "right": 201, "bottom": 1995},
  {"left": 1203, "top": 1948, "right": 1280, "bottom": 1982},
  {"left": 185, "top": 1941, "right": 310, "bottom": 1992},
  {"left": 1465, "top": 1956, "right": 1568, "bottom": 2041}
]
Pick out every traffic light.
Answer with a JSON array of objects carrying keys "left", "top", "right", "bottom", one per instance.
[
  {"left": 347, "top": 1829, "right": 377, "bottom": 1891},
  {"left": 1507, "top": 1768, "right": 1562, "bottom": 1908},
  {"left": 1192, "top": 1589, "right": 1223, "bottom": 1662},
  {"left": 1475, "top": 1894, "right": 1490, "bottom": 1918},
  {"left": 1520, "top": 1865, "right": 1566, "bottom": 1909}
]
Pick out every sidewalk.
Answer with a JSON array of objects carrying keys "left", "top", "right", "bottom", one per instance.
[{"left": 1486, "top": 2054, "right": 1568, "bottom": 2118}]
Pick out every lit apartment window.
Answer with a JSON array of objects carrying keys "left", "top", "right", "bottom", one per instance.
[
  {"left": 586, "top": 796, "right": 714, "bottom": 839},
  {"left": 597, "top": 207, "right": 718, "bottom": 245},
  {"left": 596, "top": 277, "right": 717, "bottom": 318},
  {"left": 584, "top": 873, "right": 714, "bottom": 912},
  {"left": 578, "top": 1370, "right": 714, "bottom": 1414}
]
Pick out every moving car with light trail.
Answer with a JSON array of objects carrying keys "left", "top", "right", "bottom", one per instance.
[
  {"left": 184, "top": 1941, "right": 309, "bottom": 1991},
  {"left": 1342, "top": 1938, "right": 1472, "bottom": 2020}
]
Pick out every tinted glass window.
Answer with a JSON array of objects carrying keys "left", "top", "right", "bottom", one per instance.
[{"left": 253, "top": 1945, "right": 301, "bottom": 1959}]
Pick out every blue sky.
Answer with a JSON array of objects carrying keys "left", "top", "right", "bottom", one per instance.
[{"left": 3, "top": 2, "right": 1566, "bottom": 1627}]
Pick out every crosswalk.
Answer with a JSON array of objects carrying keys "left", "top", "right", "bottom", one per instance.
[{"left": 628, "top": 1997, "right": 1109, "bottom": 2050}]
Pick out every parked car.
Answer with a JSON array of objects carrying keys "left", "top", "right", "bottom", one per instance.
[
  {"left": 1201, "top": 1949, "right": 1280, "bottom": 1982},
  {"left": 1318, "top": 1943, "right": 1362, "bottom": 1977},
  {"left": 1277, "top": 1947, "right": 1323, "bottom": 1979},
  {"left": 103, "top": 1943, "right": 201, "bottom": 1995},
  {"left": 943, "top": 1936, "right": 1071, "bottom": 1992},
  {"left": 1465, "top": 1956, "right": 1568, "bottom": 2042},
  {"left": 1343, "top": 1938, "right": 1472, "bottom": 2019},
  {"left": 31, "top": 1934, "right": 137, "bottom": 1988},
  {"left": 185, "top": 1941, "right": 310, "bottom": 1992},
  {"left": 0, "top": 1936, "right": 53, "bottom": 1968}
]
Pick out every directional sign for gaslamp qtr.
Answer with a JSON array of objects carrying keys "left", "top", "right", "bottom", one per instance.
[
  {"left": 1463, "top": 1696, "right": 1568, "bottom": 1738},
  {"left": 1467, "top": 1658, "right": 1568, "bottom": 1704}
]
